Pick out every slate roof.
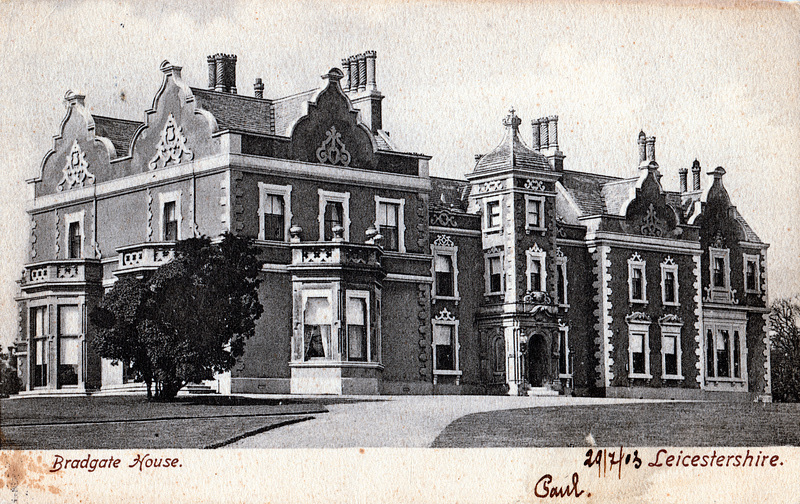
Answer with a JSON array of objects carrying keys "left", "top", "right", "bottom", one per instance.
[
  {"left": 558, "top": 170, "right": 621, "bottom": 216},
  {"left": 430, "top": 176, "right": 471, "bottom": 212},
  {"left": 601, "top": 178, "right": 639, "bottom": 216},
  {"left": 733, "top": 207, "right": 762, "bottom": 242},
  {"left": 192, "top": 88, "right": 274, "bottom": 136},
  {"left": 473, "top": 113, "right": 551, "bottom": 174},
  {"left": 93, "top": 115, "right": 142, "bottom": 158}
]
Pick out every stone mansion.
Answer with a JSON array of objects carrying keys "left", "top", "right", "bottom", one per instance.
[{"left": 14, "top": 51, "right": 771, "bottom": 400}]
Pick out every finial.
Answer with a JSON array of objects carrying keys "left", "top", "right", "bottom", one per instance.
[{"left": 503, "top": 107, "right": 521, "bottom": 130}]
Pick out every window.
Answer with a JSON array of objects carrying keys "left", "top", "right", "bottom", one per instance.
[
  {"left": 345, "top": 293, "right": 369, "bottom": 362},
  {"left": 30, "top": 306, "right": 47, "bottom": 387},
  {"left": 626, "top": 314, "right": 652, "bottom": 378},
  {"left": 713, "top": 257, "right": 725, "bottom": 287},
  {"left": 557, "top": 325, "right": 571, "bottom": 377},
  {"left": 303, "top": 296, "right": 332, "bottom": 360},
  {"left": 158, "top": 191, "right": 181, "bottom": 241},
  {"left": 435, "top": 255, "right": 454, "bottom": 297},
  {"left": 661, "top": 257, "right": 679, "bottom": 306},
  {"left": 555, "top": 250, "right": 568, "bottom": 306},
  {"left": 743, "top": 253, "right": 760, "bottom": 294},
  {"left": 526, "top": 244, "right": 547, "bottom": 292},
  {"left": 485, "top": 199, "right": 501, "bottom": 231},
  {"left": 64, "top": 210, "right": 84, "bottom": 259},
  {"left": 628, "top": 252, "right": 647, "bottom": 303},
  {"left": 525, "top": 195, "right": 545, "bottom": 230},
  {"left": 704, "top": 319, "right": 746, "bottom": 382},
  {"left": 659, "top": 316, "right": 683, "bottom": 379},
  {"left": 431, "top": 235, "right": 460, "bottom": 302},
  {"left": 258, "top": 183, "right": 292, "bottom": 242},
  {"left": 486, "top": 253, "right": 505, "bottom": 294},
  {"left": 318, "top": 189, "right": 350, "bottom": 242},
  {"left": 57, "top": 305, "right": 81, "bottom": 387},
  {"left": 708, "top": 248, "right": 732, "bottom": 302},
  {"left": 375, "top": 196, "right": 406, "bottom": 252},
  {"left": 432, "top": 308, "right": 461, "bottom": 384}
]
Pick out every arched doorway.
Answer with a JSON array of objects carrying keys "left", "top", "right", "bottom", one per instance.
[{"left": 527, "top": 333, "right": 548, "bottom": 387}]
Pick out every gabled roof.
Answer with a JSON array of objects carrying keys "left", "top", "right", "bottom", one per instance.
[
  {"left": 473, "top": 109, "right": 551, "bottom": 174},
  {"left": 93, "top": 115, "right": 142, "bottom": 158},
  {"left": 558, "top": 170, "right": 621, "bottom": 216}
]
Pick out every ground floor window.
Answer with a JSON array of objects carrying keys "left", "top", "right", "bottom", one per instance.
[
  {"left": 57, "top": 305, "right": 82, "bottom": 387},
  {"left": 345, "top": 292, "right": 370, "bottom": 362},
  {"left": 705, "top": 322, "right": 745, "bottom": 380},
  {"left": 626, "top": 315, "right": 652, "bottom": 378},
  {"left": 557, "top": 327, "right": 571, "bottom": 377},
  {"left": 303, "top": 296, "right": 332, "bottom": 360},
  {"left": 33, "top": 338, "right": 48, "bottom": 387},
  {"left": 432, "top": 308, "right": 460, "bottom": 383}
]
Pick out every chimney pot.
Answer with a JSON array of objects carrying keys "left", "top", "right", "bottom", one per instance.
[
  {"left": 254, "top": 78, "right": 264, "bottom": 99},
  {"left": 531, "top": 120, "right": 540, "bottom": 150},
  {"left": 538, "top": 117, "right": 549, "bottom": 149},
  {"left": 691, "top": 159, "right": 701, "bottom": 190},
  {"left": 341, "top": 58, "right": 351, "bottom": 92},
  {"left": 679, "top": 167, "right": 688, "bottom": 193},
  {"left": 548, "top": 115, "right": 559, "bottom": 149},
  {"left": 207, "top": 55, "right": 217, "bottom": 89},
  {"left": 638, "top": 131, "right": 647, "bottom": 164},
  {"left": 347, "top": 55, "right": 358, "bottom": 92},
  {"left": 645, "top": 136, "right": 656, "bottom": 163},
  {"left": 357, "top": 53, "right": 367, "bottom": 92},
  {"left": 215, "top": 54, "right": 225, "bottom": 92},
  {"left": 365, "top": 50, "right": 377, "bottom": 90}
]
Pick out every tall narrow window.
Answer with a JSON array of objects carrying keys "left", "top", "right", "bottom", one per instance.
[
  {"left": 530, "top": 260, "right": 541, "bottom": 292},
  {"left": 663, "top": 335, "right": 678, "bottom": 376},
  {"left": 262, "top": 194, "right": 285, "bottom": 241},
  {"left": 716, "top": 329, "right": 730, "bottom": 378},
  {"left": 303, "top": 297, "right": 331, "bottom": 360},
  {"left": 664, "top": 271, "right": 676, "bottom": 303},
  {"left": 433, "top": 324, "right": 455, "bottom": 371},
  {"left": 163, "top": 201, "right": 178, "bottom": 241},
  {"left": 743, "top": 254, "right": 760, "bottom": 294},
  {"left": 706, "top": 329, "right": 715, "bottom": 378},
  {"left": 733, "top": 331, "right": 741, "bottom": 378},
  {"left": 68, "top": 221, "right": 81, "bottom": 258},
  {"left": 713, "top": 257, "right": 725, "bottom": 288},
  {"left": 632, "top": 268, "right": 644, "bottom": 301},
  {"left": 526, "top": 196, "right": 544, "bottom": 229},
  {"left": 558, "top": 329, "right": 570, "bottom": 376},
  {"left": 435, "top": 254, "right": 454, "bottom": 297},
  {"left": 57, "top": 305, "right": 81, "bottom": 387},
  {"left": 488, "top": 255, "right": 504, "bottom": 294},
  {"left": 377, "top": 202, "right": 399, "bottom": 251},
  {"left": 346, "top": 296, "right": 367, "bottom": 362},
  {"left": 324, "top": 201, "right": 343, "bottom": 241},
  {"left": 630, "top": 332, "right": 646, "bottom": 375},
  {"left": 31, "top": 307, "right": 47, "bottom": 387},
  {"left": 556, "top": 265, "right": 565, "bottom": 304},
  {"left": 628, "top": 253, "right": 647, "bottom": 303}
]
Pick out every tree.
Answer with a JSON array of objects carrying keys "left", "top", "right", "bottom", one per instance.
[
  {"left": 91, "top": 233, "right": 264, "bottom": 399},
  {"left": 0, "top": 351, "right": 21, "bottom": 397},
  {"left": 769, "top": 297, "right": 800, "bottom": 402}
]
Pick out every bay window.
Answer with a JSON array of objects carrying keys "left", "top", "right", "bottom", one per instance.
[{"left": 57, "top": 305, "right": 81, "bottom": 387}]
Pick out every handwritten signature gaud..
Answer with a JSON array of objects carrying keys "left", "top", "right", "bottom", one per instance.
[{"left": 534, "top": 473, "right": 589, "bottom": 499}]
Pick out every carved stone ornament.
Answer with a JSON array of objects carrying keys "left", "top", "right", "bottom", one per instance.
[
  {"left": 57, "top": 140, "right": 95, "bottom": 191},
  {"left": 477, "top": 180, "right": 505, "bottom": 193},
  {"left": 658, "top": 314, "right": 683, "bottom": 325},
  {"left": 433, "top": 234, "right": 455, "bottom": 248},
  {"left": 524, "top": 178, "right": 546, "bottom": 192},
  {"left": 316, "top": 126, "right": 352, "bottom": 166},
  {"left": 527, "top": 243, "right": 543, "bottom": 254},
  {"left": 149, "top": 113, "right": 194, "bottom": 170},
  {"left": 625, "top": 311, "right": 651, "bottom": 323},
  {"left": 630, "top": 251, "right": 643, "bottom": 262},
  {"left": 662, "top": 256, "right": 675, "bottom": 266},
  {"left": 430, "top": 208, "right": 458, "bottom": 227},
  {"left": 711, "top": 230, "right": 725, "bottom": 249},
  {"left": 555, "top": 246, "right": 565, "bottom": 258},
  {"left": 640, "top": 203, "right": 665, "bottom": 237},
  {"left": 434, "top": 307, "right": 457, "bottom": 322}
]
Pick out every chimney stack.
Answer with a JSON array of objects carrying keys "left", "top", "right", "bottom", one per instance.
[
  {"left": 679, "top": 167, "right": 688, "bottom": 193},
  {"left": 538, "top": 118, "right": 549, "bottom": 150},
  {"left": 208, "top": 54, "right": 238, "bottom": 93},
  {"left": 638, "top": 131, "right": 647, "bottom": 165},
  {"left": 531, "top": 120, "right": 540, "bottom": 150},
  {"left": 645, "top": 136, "right": 656, "bottom": 163},
  {"left": 691, "top": 159, "right": 701, "bottom": 190},
  {"left": 547, "top": 116, "right": 559, "bottom": 150},
  {"left": 341, "top": 50, "right": 383, "bottom": 132},
  {"left": 254, "top": 78, "right": 264, "bottom": 99}
]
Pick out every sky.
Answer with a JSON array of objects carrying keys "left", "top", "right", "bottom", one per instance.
[{"left": 0, "top": 0, "right": 798, "bottom": 350}]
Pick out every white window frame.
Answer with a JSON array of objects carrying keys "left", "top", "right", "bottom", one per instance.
[
  {"left": 708, "top": 247, "right": 731, "bottom": 302},
  {"left": 628, "top": 252, "right": 647, "bottom": 304},
  {"left": 374, "top": 196, "right": 406, "bottom": 253},
  {"left": 158, "top": 190, "right": 182, "bottom": 242},
  {"left": 743, "top": 253, "right": 761, "bottom": 294},
  {"left": 557, "top": 322, "right": 571, "bottom": 378},
  {"left": 345, "top": 290, "right": 371, "bottom": 362},
  {"left": 431, "top": 235, "right": 460, "bottom": 303},
  {"left": 431, "top": 308, "right": 461, "bottom": 384},
  {"left": 660, "top": 257, "right": 679, "bottom": 307},
  {"left": 64, "top": 210, "right": 85, "bottom": 259},
  {"left": 485, "top": 251, "right": 505, "bottom": 295},
  {"left": 483, "top": 197, "right": 502, "bottom": 234},
  {"left": 627, "top": 319, "right": 652, "bottom": 379},
  {"left": 525, "top": 244, "right": 547, "bottom": 292},
  {"left": 555, "top": 251, "right": 568, "bottom": 306},
  {"left": 258, "top": 182, "right": 292, "bottom": 242},
  {"left": 660, "top": 320, "right": 684, "bottom": 380},
  {"left": 704, "top": 320, "right": 747, "bottom": 383},
  {"left": 318, "top": 189, "right": 351, "bottom": 242},
  {"left": 300, "top": 288, "right": 336, "bottom": 362},
  {"left": 525, "top": 195, "right": 545, "bottom": 231}
]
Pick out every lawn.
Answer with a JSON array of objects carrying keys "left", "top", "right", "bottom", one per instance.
[
  {"left": 0, "top": 395, "right": 329, "bottom": 449},
  {"left": 431, "top": 401, "right": 800, "bottom": 447}
]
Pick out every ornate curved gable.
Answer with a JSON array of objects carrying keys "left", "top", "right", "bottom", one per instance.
[
  {"left": 36, "top": 91, "right": 116, "bottom": 197},
  {"left": 288, "top": 68, "right": 377, "bottom": 170},
  {"left": 692, "top": 167, "right": 747, "bottom": 245},
  {"left": 619, "top": 166, "right": 680, "bottom": 238},
  {"left": 129, "top": 61, "right": 219, "bottom": 173}
]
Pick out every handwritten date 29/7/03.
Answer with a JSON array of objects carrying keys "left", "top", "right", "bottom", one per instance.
[{"left": 584, "top": 447, "right": 643, "bottom": 479}]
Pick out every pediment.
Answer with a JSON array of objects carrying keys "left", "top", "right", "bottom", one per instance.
[{"left": 288, "top": 68, "right": 377, "bottom": 170}]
